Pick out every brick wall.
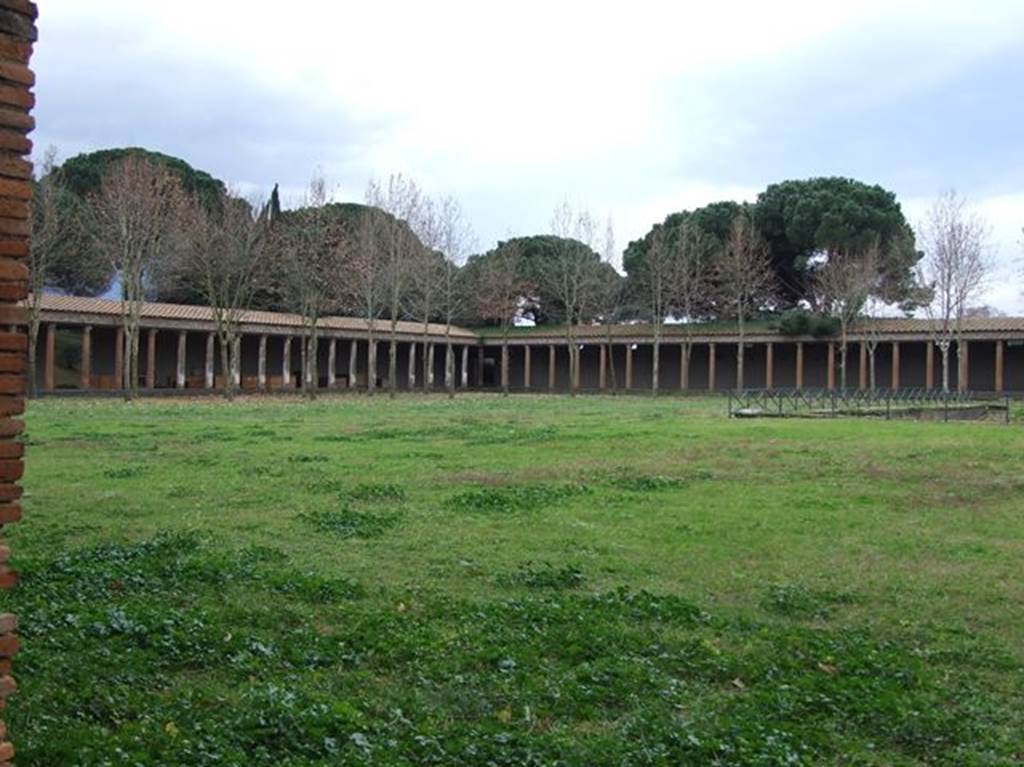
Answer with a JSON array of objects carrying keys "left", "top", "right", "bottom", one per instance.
[{"left": 0, "top": 1, "right": 35, "bottom": 763}]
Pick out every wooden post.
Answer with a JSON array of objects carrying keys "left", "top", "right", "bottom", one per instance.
[
  {"left": 327, "top": 338, "right": 336, "bottom": 389},
  {"left": 282, "top": 337, "right": 292, "bottom": 388},
  {"left": 795, "top": 342, "right": 804, "bottom": 391},
  {"left": 407, "top": 342, "right": 417, "bottom": 389},
  {"left": 925, "top": 341, "right": 935, "bottom": 390},
  {"left": 765, "top": 342, "right": 774, "bottom": 390},
  {"left": 43, "top": 322, "right": 55, "bottom": 392},
  {"left": 523, "top": 345, "right": 531, "bottom": 389},
  {"left": 80, "top": 325, "right": 92, "bottom": 390},
  {"left": 707, "top": 343, "right": 716, "bottom": 391},
  {"left": 958, "top": 339, "right": 969, "bottom": 392},
  {"left": 680, "top": 343, "right": 689, "bottom": 391},
  {"left": 826, "top": 343, "right": 836, "bottom": 390},
  {"left": 258, "top": 335, "right": 267, "bottom": 390},
  {"left": 146, "top": 328, "right": 157, "bottom": 389},
  {"left": 460, "top": 345, "right": 469, "bottom": 388},
  {"left": 548, "top": 345, "right": 556, "bottom": 390},
  {"left": 995, "top": 340, "right": 1004, "bottom": 394},
  {"left": 176, "top": 331, "right": 187, "bottom": 389},
  {"left": 859, "top": 342, "right": 868, "bottom": 390},
  {"left": 890, "top": 341, "right": 900, "bottom": 390},
  {"left": 205, "top": 333, "right": 215, "bottom": 389},
  {"left": 625, "top": 344, "right": 634, "bottom": 389},
  {"left": 599, "top": 344, "right": 607, "bottom": 390},
  {"left": 114, "top": 326, "right": 124, "bottom": 389}
]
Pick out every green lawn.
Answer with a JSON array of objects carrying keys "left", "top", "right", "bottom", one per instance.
[{"left": 5, "top": 395, "right": 1024, "bottom": 765}]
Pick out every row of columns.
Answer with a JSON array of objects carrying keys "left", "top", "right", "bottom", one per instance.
[
  {"left": 496, "top": 338, "right": 1003, "bottom": 393},
  {"left": 41, "top": 324, "right": 476, "bottom": 393},
  {"left": 36, "top": 324, "right": 1015, "bottom": 394}
]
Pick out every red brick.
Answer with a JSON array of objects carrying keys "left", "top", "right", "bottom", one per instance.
[
  {"left": 0, "top": 636, "right": 17, "bottom": 658},
  {"left": 0, "top": 444, "right": 21, "bottom": 461},
  {"left": 0, "top": 8, "right": 38, "bottom": 41},
  {"left": 0, "top": 108, "right": 31, "bottom": 133},
  {"left": 0, "top": 60, "right": 31, "bottom": 86},
  {"left": 0, "top": 420, "right": 22, "bottom": 439},
  {"left": 0, "top": 305, "right": 24, "bottom": 324},
  {"left": 0, "top": 86, "right": 29, "bottom": 111},
  {"left": 0, "top": 570, "right": 16, "bottom": 589},
  {"left": 0, "top": 461, "right": 20, "bottom": 482},
  {"left": 0, "top": 218, "right": 27, "bottom": 237},
  {"left": 0, "top": 199, "right": 25, "bottom": 220},
  {"left": 0, "top": 179, "right": 27, "bottom": 201},
  {"left": 0, "top": 742, "right": 11, "bottom": 762},
  {"left": 0, "top": 547, "right": 7, "bottom": 564},
  {"left": 0, "top": 613, "right": 15, "bottom": 633},
  {"left": 0, "top": 156, "right": 29, "bottom": 181},
  {"left": 0, "top": 355, "right": 22, "bottom": 375},
  {"left": 0, "top": 335, "right": 24, "bottom": 353},
  {"left": 0, "top": 376, "right": 21, "bottom": 396},
  {"left": 0, "top": 283, "right": 26, "bottom": 302},
  {"left": 0, "top": 240, "right": 27, "bottom": 258},
  {"left": 0, "top": 36, "right": 30, "bottom": 62},
  {"left": 0, "top": 720, "right": 5, "bottom": 740},
  {"left": 0, "top": 487, "right": 22, "bottom": 505},
  {"left": 0, "top": 0, "right": 37, "bottom": 17}
]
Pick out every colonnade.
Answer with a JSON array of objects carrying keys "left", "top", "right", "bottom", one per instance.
[{"left": 36, "top": 322, "right": 1020, "bottom": 394}]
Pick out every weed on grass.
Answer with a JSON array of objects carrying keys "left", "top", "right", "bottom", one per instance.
[
  {"left": 297, "top": 508, "right": 400, "bottom": 539},
  {"left": 445, "top": 482, "right": 591, "bottom": 514},
  {"left": 761, "top": 582, "right": 859, "bottom": 619},
  {"left": 102, "top": 465, "right": 147, "bottom": 479},
  {"left": 498, "top": 561, "right": 586, "bottom": 590}
]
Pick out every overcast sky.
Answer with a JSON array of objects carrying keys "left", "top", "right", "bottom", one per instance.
[{"left": 32, "top": 0, "right": 1024, "bottom": 311}]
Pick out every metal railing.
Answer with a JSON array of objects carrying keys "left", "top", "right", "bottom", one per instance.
[{"left": 727, "top": 388, "right": 1011, "bottom": 423}]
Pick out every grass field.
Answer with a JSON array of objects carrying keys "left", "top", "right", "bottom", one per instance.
[{"left": 5, "top": 394, "right": 1024, "bottom": 765}]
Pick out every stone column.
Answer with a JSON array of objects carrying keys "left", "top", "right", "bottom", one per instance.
[
  {"left": 408, "top": 342, "right": 417, "bottom": 389},
  {"left": 204, "top": 333, "right": 215, "bottom": 390},
  {"left": 114, "top": 326, "right": 125, "bottom": 389},
  {"left": 707, "top": 343, "right": 716, "bottom": 391},
  {"left": 524, "top": 345, "right": 531, "bottom": 389},
  {"left": 765, "top": 342, "right": 774, "bottom": 390},
  {"left": 349, "top": 340, "right": 358, "bottom": 389},
  {"left": 43, "top": 322, "right": 55, "bottom": 392},
  {"left": 427, "top": 344, "right": 435, "bottom": 389},
  {"left": 995, "top": 340, "right": 1004, "bottom": 394},
  {"left": 795, "top": 342, "right": 804, "bottom": 391},
  {"left": 598, "top": 344, "right": 607, "bottom": 390},
  {"left": 958, "top": 340, "right": 969, "bottom": 392},
  {"left": 460, "top": 345, "right": 469, "bottom": 388},
  {"left": 80, "top": 325, "right": 92, "bottom": 390},
  {"left": 146, "top": 328, "right": 158, "bottom": 389},
  {"left": 925, "top": 342, "right": 935, "bottom": 390},
  {"left": 282, "top": 337, "right": 292, "bottom": 388},
  {"left": 327, "top": 338, "right": 336, "bottom": 389},
  {"left": 257, "top": 335, "right": 267, "bottom": 390},
  {"left": 858, "top": 342, "right": 868, "bottom": 390},
  {"left": 232, "top": 336, "right": 241, "bottom": 388},
  {"left": 625, "top": 344, "right": 633, "bottom": 390},
  {"left": 890, "top": 341, "right": 900, "bottom": 390},
  {"left": 548, "top": 345, "right": 556, "bottom": 390},
  {"left": 176, "top": 331, "right": 187, "bottom": 389}
]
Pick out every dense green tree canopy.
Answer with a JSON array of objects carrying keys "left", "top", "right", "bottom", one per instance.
[
  {"left": 754, "top": 177, "right": 920, "bottom": 307},
  {"left": 463, "top": 235, "right": 621, "bottom": 325},
  {"left": 625, "top": 178, "right": 921, "bottom": 313},
  {"left": 60, "top": 147, "right": 227, "bottom": 206}
]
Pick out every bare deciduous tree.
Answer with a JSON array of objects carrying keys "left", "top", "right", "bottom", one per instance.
[
  {"left": 634, "top": 225, "right": 675, "bottom": 394},
  {"left": 28, "top": 147, "right": 76, "bottom": 397},
  {"left": 596, "top": 217, "right": 623, "bottom": 393},
  {"left": 545, "top": 201, "right": 604, "bottom": 396},
  {"left": 716, "top": 209, "right": 775, "bottom": 390},
  {"left": 178, "top": 189, "right": 271, "bottom": 399},
  {"left": 815, "top": 242, "right": 879, "bottom": 390},
  {"left": 475, "top": 237, "right": 529, "bottom": 396},
  {"left": 341, "top": 208, "right": 387, "bottom": 394},
  {"left": 274, "top": 174, "right": 346, "bottom": 400},
  {"left": 366, "top": 175, "right": 423, "bottom": 398},
  {"left": 673, "top": 220, "right": 714, "bottom": 391},
  {"left": 917, "top": 191, "right": 991, "bottom": 392},
  {"left": 89, "top": 155, "right": 185, "bottom": 400}
]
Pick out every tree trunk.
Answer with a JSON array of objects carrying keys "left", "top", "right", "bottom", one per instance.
[
  {"left": 219, "top": 332, "right": 233, "bottom": 401},
  {"left": 445, "top": 342, "right": 455, "bottom": 399},
  {"left": 941, "top": 343, "right": 950, "bottom": 393},
  {"left": 606, "top": 332, "right": 618, "bottom": 394},
  {"left": 306, "top": 332, "right": 318, "bottom": 400},
  {"left": 868, "top": 345, "right": 877, "bottom": 391},
  {"left": 388, "top": 335, "right": 398, "bottom": 399},
  {"left": 27, "top": 319, "right": 38, "bottom": 399},
  {"left": 839, "top": 327, "right": 848, "bottom": 391},
  {"left": 651, "top": 336, "right": 660, "bottom": 395},
  {"left": 367, "top": 336, "right": 377, "bottom": 396}
]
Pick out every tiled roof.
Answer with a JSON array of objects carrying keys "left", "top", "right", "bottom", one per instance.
[{"left": 33, "top": 294, "right": 479, "bottom": 339}]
